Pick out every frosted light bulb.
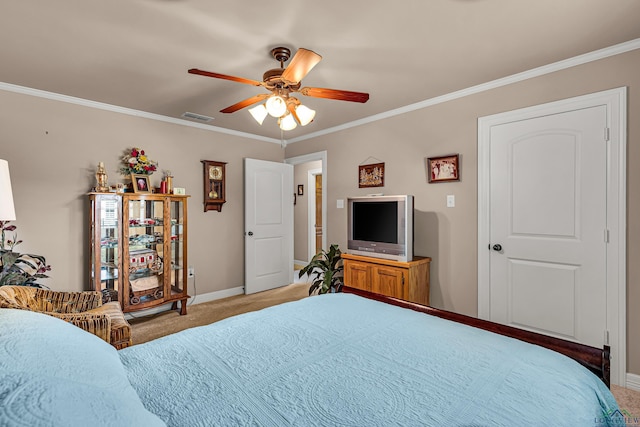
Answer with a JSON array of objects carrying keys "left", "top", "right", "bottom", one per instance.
[{"left": 266, "top": 95, "right": 287, "bottom": 117}]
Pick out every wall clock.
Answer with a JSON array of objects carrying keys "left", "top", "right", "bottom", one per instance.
[{"left": 201, "top": 160, "right": 226, "bottom": 212}]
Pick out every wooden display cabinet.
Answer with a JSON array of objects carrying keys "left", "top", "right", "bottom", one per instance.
[
  {"left": 342, "top": 253, "right": 431, "bottom": 305},
  {"left": 89, "top": 192, "right": 190, "bottom": 314}
]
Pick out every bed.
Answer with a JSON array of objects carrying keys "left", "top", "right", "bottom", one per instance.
[{"left": 0, "top": 289, "right": 618, "bottom": 426}]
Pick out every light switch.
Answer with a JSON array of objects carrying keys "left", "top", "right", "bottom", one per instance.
[
  {"left": 447, "top": 195, "right": 455, "bottom": 208},
  {"left": 337, "top": 199, "right": 344, "bottom": 209}
]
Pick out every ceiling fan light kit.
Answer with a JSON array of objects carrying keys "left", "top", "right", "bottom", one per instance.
[{"left": 188, "top": 46, "right": 369, "bottom": 132}]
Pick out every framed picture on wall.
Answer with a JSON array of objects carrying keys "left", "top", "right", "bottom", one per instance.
[
  {"left": 297, "top": 185, "right": 304, "bottom": 196},
  {"left": 427, "top": 154, "right": 459, "bottom": 183},
  {"left": 358, "top": 162, "right": 385, "bottom": 188}
]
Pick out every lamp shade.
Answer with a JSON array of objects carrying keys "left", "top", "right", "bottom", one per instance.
[
  {"left": 0, "top": 159, "right": 16, "bottom": 220},
  {"left": 279, "top": 113, "right": 297, "bottom": 131},
  {"left": 248, "top": 104, "right": 268, "bottom": 125},
  {"left": 295, "top": 104, "right": 316, "bottom": 126}
]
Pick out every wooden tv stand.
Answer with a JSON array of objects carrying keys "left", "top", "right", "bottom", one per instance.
[{"left": 342, "top": 253, "right": 431, "bottom": 305}]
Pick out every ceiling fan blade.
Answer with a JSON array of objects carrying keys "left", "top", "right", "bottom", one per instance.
[
  {"left": 299, "top": 87, "right": 369, "bottom": 103},
  {"left": 280, "top": 48, "right": 322, "bottom": 85},
  {"left": 220, "top": 93, "right": 270, "bottom": 113},
  {"left": 188, "top": 68, "right": 263, "bottom": 86}
]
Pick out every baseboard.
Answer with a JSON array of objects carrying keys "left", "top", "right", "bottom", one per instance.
[
  {"left": 189, "top": 286, "right": 245, "bottom": 305},
  {"left": 626, "top": 373, "right": 640, "bottom": 391},
  {"left": 125, "top": 286, "right": 245, "bottom": 319}
]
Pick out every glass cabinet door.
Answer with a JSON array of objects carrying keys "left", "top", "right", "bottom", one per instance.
[
  {"left": 169, "top": 197, "right": 186, "bottom": 299},
  {"left": 90, "top": 194, "right": 122, "bottom": 302},
  {"left": 124, "top": 196, "right": 166, "bottom": 309}
]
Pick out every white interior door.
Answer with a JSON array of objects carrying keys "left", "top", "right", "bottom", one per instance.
[
  {"left": 244, "top": 158, "right": 293, "bottom": 294},
  {"left": 488, "top": 106, "right": 607, "bottom": 348},
  {"left": 479, "top": 88, "right": 626, "bottom": 386}
]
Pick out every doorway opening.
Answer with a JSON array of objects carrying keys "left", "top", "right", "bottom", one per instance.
[{"left": 285, "top": 151, "right": 327, "bottom": 273}]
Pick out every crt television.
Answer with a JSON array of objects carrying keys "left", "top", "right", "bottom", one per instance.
[{"left": 347, "top": 195, "right": 413, "bottom": 262}]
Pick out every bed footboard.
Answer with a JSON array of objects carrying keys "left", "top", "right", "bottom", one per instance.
[{"left": 343, "top": 286, "right": 610, "bottom": 387}]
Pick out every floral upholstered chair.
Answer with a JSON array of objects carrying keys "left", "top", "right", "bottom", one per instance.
[{"left": 0, "top": 286, "right": 132, "bottom": 349}]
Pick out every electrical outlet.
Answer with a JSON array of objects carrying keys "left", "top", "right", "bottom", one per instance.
[{"left": 188, "top": 266, "right": 195, "bottom": 278}]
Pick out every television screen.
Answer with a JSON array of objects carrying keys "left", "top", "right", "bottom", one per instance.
[{"left": 352, "top": 201, "right": 398, "bottom": 244}]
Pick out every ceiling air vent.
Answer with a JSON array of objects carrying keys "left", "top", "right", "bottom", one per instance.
[{"left": 182, "top": 112, "right": 214, "bottom": 123}]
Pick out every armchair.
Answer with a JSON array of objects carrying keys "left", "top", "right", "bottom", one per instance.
[{"left": 0, "top": 286, "right": 132, "bottom": 349}]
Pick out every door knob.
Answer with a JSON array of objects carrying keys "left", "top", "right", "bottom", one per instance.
[
  {"left": 247, "top": 231, "right": 253, "bottom": 236},
  {"left": 492, "top": 244, "right": 502, "bottom": 251}
]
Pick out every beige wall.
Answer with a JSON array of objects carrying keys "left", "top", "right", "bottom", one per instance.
[
  {"left": 0, "top": 90, "right": 284, "bottom": 296},
  {"left": 293, "top": 160, "right": 322, "bottom": 262},
  {"left": 1, "top": 47, "right": 637, "bottom": 374},
  {"left": 285, "top": 49, "right": 640, "bottom": 374}
]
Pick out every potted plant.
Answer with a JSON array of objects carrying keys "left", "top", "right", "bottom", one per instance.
[
  {"left": 0, "top": 221, "right": 51, "bottom": 287},
  {"left": 298, "top": 244, "right": 344, "bottom": 295}
]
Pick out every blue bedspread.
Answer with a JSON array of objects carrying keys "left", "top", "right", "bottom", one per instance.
[{"left": 120, "top": 293, "right": 618, "bottom": 426}]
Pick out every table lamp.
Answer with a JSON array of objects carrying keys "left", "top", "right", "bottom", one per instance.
[{"left": 0, "top": 159, "right": 16, "bottom": 220}]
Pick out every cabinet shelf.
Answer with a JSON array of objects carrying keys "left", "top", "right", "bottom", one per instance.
[
  {"left": 99, "top": 269, "right": 118, "bottom": 281},
  {"left": 130, "top": 270, "right": 160, "bottom": 280}
]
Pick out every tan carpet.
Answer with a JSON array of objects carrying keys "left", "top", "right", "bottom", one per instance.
[
  {"left": 129, "top": 283, "right": 309, "bottom": 344},
  {"left": 129, "top": 282, "right": 640, "bottom": 418}
]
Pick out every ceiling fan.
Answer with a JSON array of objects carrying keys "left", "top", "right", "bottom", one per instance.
[{"left": 188, "top": 47, "right": 369, "bottom": 130}]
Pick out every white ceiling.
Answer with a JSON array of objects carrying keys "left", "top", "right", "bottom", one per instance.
[{"left": 2, "top": 1, "right": 640, "bottom": 142}]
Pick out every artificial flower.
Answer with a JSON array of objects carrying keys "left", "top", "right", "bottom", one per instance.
[{"left": 119, "top": 147, "right": 157, "bottom": 175}]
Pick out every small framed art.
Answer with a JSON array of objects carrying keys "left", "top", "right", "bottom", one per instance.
[
  {"left": 131, "top": 174, "right": 152, "bottom": 193},
  {"left": 359, "top": 162, "right": 385, "bottom": 188},
  {"left": 297, "top": 185, "right": 304, "bottom": 196},
  {"left": 427, "top": 154, "right": 459, "bottom": 183}
]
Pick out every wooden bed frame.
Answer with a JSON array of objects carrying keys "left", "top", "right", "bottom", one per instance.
[{"left": 343, "top": 286, "right": 611, "bottom": 387}]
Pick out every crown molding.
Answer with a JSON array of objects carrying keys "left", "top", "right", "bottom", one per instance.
[
  {"left": 287, "top": 37, "right": 640, "bottom": 144},
  {"left": 0, "top": 82, "right": 281, "bottom": 144},
  {"left": 1, "top": 38, "right": 638, "bottom": 145}
]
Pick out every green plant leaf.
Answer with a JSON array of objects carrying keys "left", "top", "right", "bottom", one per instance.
[{"left": 298, "top": 244, "right": 344, "bottom": 295}]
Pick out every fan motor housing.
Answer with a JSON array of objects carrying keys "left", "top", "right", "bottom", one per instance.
[{"left": 263, "top": 68, "right": 301, "bottom": 91}]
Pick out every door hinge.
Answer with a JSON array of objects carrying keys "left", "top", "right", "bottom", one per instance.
[
  {"left": 604, "top": 330, "right": 610, "bottom": 345},
  {"left": 604, "top": 229, "right": 610, "bottom": 243},
  {"left": 604, "top": 127, "right": 610, "bottom": 142}
]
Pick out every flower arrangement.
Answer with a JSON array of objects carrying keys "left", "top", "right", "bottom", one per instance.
[
  {"left": 119, "top": 147, "right": 158, "bottom": 175},
  {"left": 0, "top": 221, "right": 51, "bottom": 287}
]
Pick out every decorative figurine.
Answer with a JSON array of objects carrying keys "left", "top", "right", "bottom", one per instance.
[{"left": 95, "top": 162, "right": 109, "bottom": 192}]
